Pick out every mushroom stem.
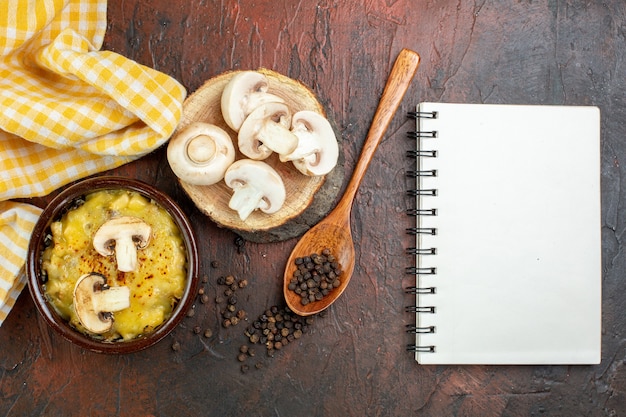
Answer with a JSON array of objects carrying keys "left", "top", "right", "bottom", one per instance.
[
  {"left": 238, "top": 102, "right": 298, "bottom": 160},
  {"left": 228, "top": 184, "right": 267, "bottom": 221},
  {"left": 279, "top": 142, "right": 319, "bottom": 163},
  {"left": 92, "top": 286, "right": 131, "bottom": 313},
  {"left": 114, "top": 238, "right": 139, "bottom": 273},
  {"left": 255, "top": 120, "right": 299, "bottom": 156},
  {"left": 186, "top": 134, "right": 217, "bottom": 164},
  {"left": 167, "top": 122, "right": 236, "bottom": 185}
]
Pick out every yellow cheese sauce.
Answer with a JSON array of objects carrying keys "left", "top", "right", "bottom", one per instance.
[{"left": 42, "top": 189, "right": 187, "bottom": 342}]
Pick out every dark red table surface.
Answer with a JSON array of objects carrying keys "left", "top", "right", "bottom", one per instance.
[{"left": 2, "top": 1, "right": 624, "bottom": 416}]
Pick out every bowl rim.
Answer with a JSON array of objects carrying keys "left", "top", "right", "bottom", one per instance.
[{"left": 27, "top": 175, "right": 199, "bottom": 354}]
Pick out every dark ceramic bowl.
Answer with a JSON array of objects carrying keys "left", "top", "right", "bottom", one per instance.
[{"left": 27, "top": 176, "right": 199, "bottom": 354}]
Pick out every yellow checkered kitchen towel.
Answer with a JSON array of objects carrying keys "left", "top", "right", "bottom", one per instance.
[{"left": 0, "top": 0, "right": 187, "bottom": 326}]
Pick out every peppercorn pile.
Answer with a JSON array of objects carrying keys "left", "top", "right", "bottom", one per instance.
[
  {"left": 248, "top": 306, "right": 312, "bottom": 353},
  {"left": 287, "top": 248, "right": 342, "bottom": 306},
  {"left": 171, "top": 248, "right": 323, "bottom": 373},
  {"left": 216, "top": 274, "right": 248, "bottom": 328}
]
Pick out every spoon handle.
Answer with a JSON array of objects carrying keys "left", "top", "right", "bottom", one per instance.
[{"left": 341, "top": 48, "right": 421, "bottom": 208}]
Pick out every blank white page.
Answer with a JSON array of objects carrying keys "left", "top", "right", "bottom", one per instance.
[{"left": 413, "top": 103, "right": 601, "bottom": 365}]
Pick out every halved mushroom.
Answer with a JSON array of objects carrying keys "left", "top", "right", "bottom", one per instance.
[
  {"left": 238, "top": 102, "right": 298, "bottom": 160},
  {"left": 167, "top": 122, "right": 235, "bottom": 185},
  {"left": 279, "top": 110, "right": 339, "bottom": 176},
  {"left": 221, "top": 70, "right": 286, "bottom": 132},
  {"left": 92, "top": 216, "right": 152, "bottom": 272},
  {"left": 224, "top": 159, "right": 286, "bottom": 221},
  {"left": 73, "top": 273, "right": 131, "bottom": 334}
]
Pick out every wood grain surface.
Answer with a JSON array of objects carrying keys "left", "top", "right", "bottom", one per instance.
[{"left": 2, "top": 1, "right": 624, "bottom": 416}]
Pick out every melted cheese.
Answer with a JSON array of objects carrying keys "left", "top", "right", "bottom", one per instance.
[{"left": 42, "top": 189, "right": 187, "bottom": 342}]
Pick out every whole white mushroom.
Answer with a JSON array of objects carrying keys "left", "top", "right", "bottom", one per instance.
[{"left": 167, "top": 122, "right": 236, "bottom": 185}]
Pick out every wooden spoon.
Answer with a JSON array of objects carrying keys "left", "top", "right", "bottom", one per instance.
[{"left": 283, "top": 48, "right": 421, "bottom": 316}]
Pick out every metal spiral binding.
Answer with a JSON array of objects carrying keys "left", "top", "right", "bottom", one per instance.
[
  {"left": 406, "top": 150, "right": 437, "bottom": 158},
  {"left": 406, "top": 247, "right": 436, "bottom": 255},
  {"left": 406, "top": 169, "right": 437, "bottom": 177},
  {"left": 406, "top": 324, "right": 436, "bottom": 334},
  {"left": 406, "top": 208, "right": 437, "bottom": 216},
  {"left": 406, "top": 266, "right": 436, "bottom": 275},
  {"left": 408, "top": 110, "right": 438, "bottom": 119},
  {"left": 407, "top": 345, "right": 436, "bottom": 353},
  {"left": 407, "top": 130, "right": 437, "bottom": 139},
  {"left": 407, "top": 188, "right": 437, "bottom": 197},
  {"left": 405, "top": 305, "right": 436, "bottom": 313},
  {"left": 405, "top": 110, "right": 438, "bottom": 356},
  {"left": 406, "top": 227, "right": 436, "bottom": 235},
  {"left": 405, "top": 286, "right": 436, "bottom": 294}
]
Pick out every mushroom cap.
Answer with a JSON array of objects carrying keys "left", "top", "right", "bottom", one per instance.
[
  {"left": 221, "top": 70, "right": 285, "bottom": 132},
  {"left": 238, "top": 102, "right": 298, "bottom": 160},
  {"left": 280, "top": 110, "right": 339, "bottom": 176},
  {"left": 167, "top": 122, "right": 235, "bottom": 185},
  {"left": 224, "top": 159, "right": 286, "bottom": 220},
  {"left": 73, "top": 273, "right": 131, "bottom": 334}
]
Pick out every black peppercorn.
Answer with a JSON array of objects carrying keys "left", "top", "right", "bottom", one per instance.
[{"left": 287, "top": 248, "right": 343, "bottom": 305}]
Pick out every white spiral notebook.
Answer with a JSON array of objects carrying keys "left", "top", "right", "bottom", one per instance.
[{"left": 406, "top": 102, "right": 601, "bottom": 365}]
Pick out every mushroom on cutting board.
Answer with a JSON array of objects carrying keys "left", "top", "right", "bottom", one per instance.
[
  {"left": 167, "top": 122, "right": 235, "bottom": 185},
  {"left": 237, "top": 102, "right": 298, "bottom": 160},
  {"left": 221, "top": 70, "right": 286, "bottom": 132},
  {"left": 73, "top": 273, "right": 130, "bottom": 334},
  {"left": 280, "top": 110, "right": 340, "bottom": 176},
  {"left": 224, "top": 159, "right": 286, "bottom": 221},
  {"left": 92, "top": 216, "right": 152, "bottom": 272}
]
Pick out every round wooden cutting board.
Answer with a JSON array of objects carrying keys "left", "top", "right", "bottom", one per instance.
[{"left": 174, "top": 69, "right": 344, "bottom": 243}]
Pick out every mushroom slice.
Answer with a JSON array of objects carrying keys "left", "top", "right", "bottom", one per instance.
[
  {"left": 167, "top": 122, "right": 235, "bottom": 185},
  {"left": 221, "top": 70, "right": 286, "bottom": 132},
  {"left": 92, "top": 216, "right": 152, "bottom": 273},
  {"left": 280, "top": 110, "right": 339, "bottom": 176},
  {"left": 238, "top": 102, "right": 298, "bottom": 160},
  {"left": 73, "top": 273, "right": 131, "bottom": 334},
  {"left": 224, "top": 159, "right": 286, "bottom": 221}
]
